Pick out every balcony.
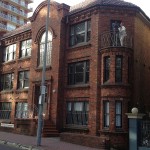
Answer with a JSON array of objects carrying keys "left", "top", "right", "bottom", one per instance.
[
  {"left": 0, "top": 12, "right": 22, "bottom": 26},
  {"left": 0, "top": 2, "right": 28, "bottom": 19},
  {"left": 0, "top": 23, "right": 7, "bottom": 31},
  {"left": 2, "top": 0, "right": 32, "bottom": 12},
  {"left": 100, "top": 31, "right": 133, "bottom": 49}
]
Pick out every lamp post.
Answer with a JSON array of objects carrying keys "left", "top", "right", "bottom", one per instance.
[{"left": 37, "top": 0, "right": 51, "bottom": 146}]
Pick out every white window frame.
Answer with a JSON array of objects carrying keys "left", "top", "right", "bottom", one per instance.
[
  {"left": 3, "top": 44, "right": 16, "bottom": 62},
  {"left": 39, "top": 31, "right": 52, "bottom": 66},
  {"left": 20, "top": 39, "right": 32, "bottom": 58}
]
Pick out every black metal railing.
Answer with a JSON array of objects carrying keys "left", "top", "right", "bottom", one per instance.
[
  {"left": 101, "top": 31, "right": 133, "bottom": 49},
  {"left": 140, "top": 120, "right": 150, "bottom": 147},
  {"left": 0, "top": 110, "right": 11, "bottom": 119},
  {"left": 15, "top": 104, "right": 38, "bottom": 119},
  {"left": 66, "top": 112, "right": 88, "bottom": 126}
]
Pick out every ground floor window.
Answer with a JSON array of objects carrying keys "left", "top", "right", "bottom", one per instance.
[
  {"left": 66, "top": 101, "right": 89, "bottom": 126},
  {"left": 0, "top": 102, "right": 12, "bottom": 119},
  {"left": 115, "top": 101, "right": 122, "bottom": 128},
  {"left": 15, "top": 102, "right": 28, "bottom": 119},
  {"left": 103, "top": 101, "right": 109, "bottom": 128}
]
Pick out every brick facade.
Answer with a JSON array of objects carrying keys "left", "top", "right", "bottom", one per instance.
[{"left": 0, "top": 0, "right": 150, "bottom": 149}]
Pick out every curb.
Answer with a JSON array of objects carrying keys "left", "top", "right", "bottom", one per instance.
[{"left": 0, "top": 140, "right": 40, "bottom": 150}]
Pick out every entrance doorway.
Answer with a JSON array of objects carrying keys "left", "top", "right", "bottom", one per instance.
[{"left": 34, "top": 84, "right": 50, "bottom": 120}]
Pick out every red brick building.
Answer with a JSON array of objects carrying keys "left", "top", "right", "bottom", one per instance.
[{"left": 0, "top": 0, "right": 150, "bottom": 149}]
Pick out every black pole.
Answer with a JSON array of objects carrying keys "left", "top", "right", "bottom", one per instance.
[{"left": 36, "top": 0, "right": 51, "bottom": 146}]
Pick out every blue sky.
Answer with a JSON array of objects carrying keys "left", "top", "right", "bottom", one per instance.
[{"left": 30, "top": 0, "right": 150, "bottom": 18}]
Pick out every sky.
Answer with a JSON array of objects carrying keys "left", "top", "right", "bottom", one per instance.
[{"left": 30, "top": 0, "right": 150, "bottom": 18}]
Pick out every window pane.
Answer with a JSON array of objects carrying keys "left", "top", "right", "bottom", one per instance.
[
  {"left": 0, "top": 102, "right": 12, "bottom": 119},
  {"left": 74, "top": 102, "right": 83, "bottom": 111},
  {"left": 75, "top": 73, "right": 84, "bottom": 83},
  {"left": 39, "top": 32, "right": 52, "bottom": 66},
  {"left": 69, "top": 21, "right": 91, "bottom": 46},
  {"left": 18, "top": 71, "right": 29, "bottom": 89},
  {"left": 16, "top": 102, "right": 28, "bottom": 118},
  {"left": 104, "top": 56, "right": 110, "bottom": 82},
  {"left": 24, "top": 80, "right": 29, "bottom": 87},
  {"left": 115, "top": 56, "right": 122, "bottom": 82},
  {"left": 67, "top": 102, "right": 72, "bottom": 111},
  {"left": 1, "top": 73, "right": 13, "bottom": 90},
  {"left": 75, "top": 63, "right": 84, "bottom": 72},
  {"left": 115, "top": 101, "right": 122, "bottom": 128},
  {"left": 75, "top": 22, "right": 85, "bottom": 33},
  {"left": 104, "top": 101, "right": 109, "bottom": 127},
  {"left": 116, "top": 102, "right": 121, "bottom": 114},
  {"left": 68, "top": 61, "right": 89, "bottom": 85},
  {"left": 19, "top": 72, "right": 23, "bottom": 79},
  {"left": 76, "top": 33, "right": 85, "bottom": 43},
  {"left": 66, "top": 101, "right": 88, "bottom": 126}
]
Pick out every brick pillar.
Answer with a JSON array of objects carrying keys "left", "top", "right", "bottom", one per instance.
[{"left": 126, "top": 108, "right": 145, "bottom": 150}]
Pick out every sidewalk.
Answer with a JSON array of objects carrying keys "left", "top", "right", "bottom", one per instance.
[{"left": 0, "top": 131, "right": 100, "bottom": 150}]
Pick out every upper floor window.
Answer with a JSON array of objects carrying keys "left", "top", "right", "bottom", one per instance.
[
  {"left": 1, "top": 73, "right": 14, "bottom": 90},
  {"left": 3, "top": 44, "right": 16, "bottom": 62},
  {"left": 0, "top": 102, "right": 12, "bottom": 120},
  {"left": 103, "top": 56, "right": 110, "bottom": 83},
  {"left": 103, "top": 101, "right": 109, "bottom": 128},
  {"left": 115, "top": 56, "right": 123, "bottom": 83},
  {"left": 66, "top": 101, "right": 89, "bottom": 126},
  {"left": 68, "top": 61, "right": 89, "bottom": 85},
  {"left": 115, "top": 101, "right": 122, "bottom": 128},
  {"left": 39, "top": 31, "right": 52, "bottom": 66},
  {"left": 128, "top": 57, "right": 131, "bottom": 84},
  {"left": 70, "top": 20, "right": 91, "bottom": 46},
  {"left": 18, "top": 71, "right": 29, "bottom": 89},
  {"left": 20, "top": 39, "right": 32, "bottom": 58}
]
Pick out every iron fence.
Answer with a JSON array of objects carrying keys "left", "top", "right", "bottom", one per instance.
[
  {"left": 66, "top": 112, "right": 88, "bottom": 126},
  {"left": 101, "top": 31, "right": 133, "bottom": 49},
  {"left": 140, "top": 120, "right": 150, "bottom": 147}
]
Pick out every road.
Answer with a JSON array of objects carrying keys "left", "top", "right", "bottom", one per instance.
[{"left": 0, "top": 144, "right": 21, "bottom": 150}]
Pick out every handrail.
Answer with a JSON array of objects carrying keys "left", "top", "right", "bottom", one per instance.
[
  {"left": 101, "top": 31, "right": 133, "bottom": 49},
  {"left": 0, "top": 1, "right": 27, "bottom": 18}
]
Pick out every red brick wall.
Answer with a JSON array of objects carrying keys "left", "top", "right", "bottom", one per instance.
[
  {"left": 133, "top": 15, "right": 150, "bottom": 112},
  {"left": 1, "top": 2, "right": 150, "bottom": 149}
]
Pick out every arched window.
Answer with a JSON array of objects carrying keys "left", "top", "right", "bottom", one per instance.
[{"left": 39, "top": 31, "right": 52, "bottom": 66}]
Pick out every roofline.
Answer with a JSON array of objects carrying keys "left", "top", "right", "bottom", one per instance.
[
  {"left": 68, "top": 4, "right": 150, "bottom": 23},
  {"left": 1, "top": 28, "right": 31, "bottom": 40}
]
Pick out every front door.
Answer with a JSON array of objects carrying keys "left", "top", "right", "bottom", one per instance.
[{"left": 34, "top": 84, "right": 50, "bottom": 120}]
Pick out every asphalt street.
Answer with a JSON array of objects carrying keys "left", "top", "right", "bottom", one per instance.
[{"left": 0, "top": 144, "right": 21, "bottom": 150}]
